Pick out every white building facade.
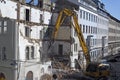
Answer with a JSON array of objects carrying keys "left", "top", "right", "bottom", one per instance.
[
  {"left": 0, "top": 0, "right": 52, "bottom": 80},
  {"left": 108, "top": 14, "right": 120, "bottom": 55}
]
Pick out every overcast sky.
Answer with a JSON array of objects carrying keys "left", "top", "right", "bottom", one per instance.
[{"left": 102, "top": 0, "right": 120, "bottom": 20}]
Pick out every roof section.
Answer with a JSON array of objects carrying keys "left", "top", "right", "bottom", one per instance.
[
  {"left": 51, "top": 0, "right": 79, "bottom": 10},
  {"left": 108, "top": 13, "right": 120, "bottom": 22},
  {"left": 84, "top": 0, "right": 97, "bottom": 7}
]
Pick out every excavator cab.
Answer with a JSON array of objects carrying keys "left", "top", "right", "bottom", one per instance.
[{"left": 85, "top": 63, "right": 110, "bottom": 79}]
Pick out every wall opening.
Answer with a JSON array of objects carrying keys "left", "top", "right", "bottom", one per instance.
[
  {"left": 58, "top": 44, "right": 63, "bottom": 55},
  {"left": 25, "top": 26, "right": 31, "bottom": 37},
  {"left": 2, "top": 47, "right": 7, "bottom": 60},
  {"left": 26, "top": 9, "right": 30, "bottom": 21},
  {"left": 0, "top": 73, "right": 6, "bottom": 80},
  {"left": 26, "top": 71, "right": 33, "bottom": 80},
  {"left": 31, "top": 46, "right": 34, "bottom": 59},
  {"left": 38, "top": 0, "right": 43, "bottom": 8},
  {"left": 25, "top": 46, "right": 30, "bottom": 60}
]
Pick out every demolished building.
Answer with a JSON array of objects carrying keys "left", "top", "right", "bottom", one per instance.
[
  {"left": 0, "top": 0, "right": 52, "bottom": 80},
  {"left": 0, "top": 0, "right": 120, "bottom": 80}
]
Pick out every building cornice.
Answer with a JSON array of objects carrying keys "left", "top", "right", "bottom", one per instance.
[
  {"left": 79, "top": 3, "right": 97, "bottom": 14},
  {"left": 108, "top": 13, "right": 120, "bottom": 23},
  {"left": 10, "top": 0, "right": 52, "bottom": 12}
]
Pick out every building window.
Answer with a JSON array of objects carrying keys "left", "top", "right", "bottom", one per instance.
[
  {"left": 40, "top": 30, "right": 43, "bottom": 40},
  {"left": 4, "top": 21, "right": 7, "bottom": 34},
  {"left": 80, "top": 24, "right": 82, "bottom": 32},
  {"left": 91, "top": 14, "right": 93, "bottom": 22},
  {"left": 4, "top": 21, "right": 7, "bottom": 26},
  {"left": 74, "top": 43, "right": 78, "bottom": 52},
  {"left": 91, "top": 39, "right": 93, "bottom": 46},
  {"left": 25, "top": 46, "right": 35, "bottom": 60},
  {"left": 74, "top": 29, "right": 77, "bottom": 37},
  {"left": 89, "top": 26, "right": 90, "bottom": 33},
  {"left": 86, "top": 25, "right": 88, "bottom": 33},
  {"left": 86, "top": 12, "right": 88, "bottom": 20},
  {"left": 93, "top": 51, "right": 95, "bottom": 59},
  {"left": 40, "top": 14, "right": 44, "bottom": 24},
  {"left": 95, "top": 27, "right": 97, "bottom": 34},
  {"left": 0, "top": 24, "right": 1, "bottom": 34},
  {"left": 95, "top": 16, "right": 97, "bottom": 22},
  {"left": 25, "top": 27, "right": 31, "bottom": 37},
  {"left": 93, "top": 39, "right": 94, "bottom": 46},
  {"left": 3, "top": 26, "right": 7, "bottom": 33},
  {"left": 83, "top": 25, "right": 85, "bottom": 33},
  {"left": 93, "top": 15, "right": 95, "bottom": 22},
  {"left": 31, "top": 46, "right": 34, "bottom": 59},
  {"left": 80, "top": 10, "right": 82, "bottom": 18},
  {"left": 91, "top": 26, "right": 93, "bottom": 34},
  {"left": 95, "top": 39, "right": 96, "bottom": 45},
  {"left": 89, "top": 13, "right": 90, "bottom": 21},
  {"left": 2, "top": 47, "right": 7, "bottom": 60},
  {"left": 83, "top": 11, "right": 85, "bottom": 19},
  {"left": 26, "top": 47, "right": 29, "bottom": 60},
  {"left": 58, "top": 44, "right": 63, "bottom": 55},
  {"left": 26, "top": 9, "right": 30, "bottom": 21},
  {"left": 39, "top": 0, "right": 43, "bottom": 8},
  {"left": 93, "top": 27, "right": 94, "bottom": 34},
  {"left": 26, "top": 71, "right": 33, "bottom": 80},
  {"left": 0, "top": 21, "right": 7, "bottom": 34}
]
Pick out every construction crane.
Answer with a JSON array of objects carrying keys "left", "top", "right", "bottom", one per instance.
[{"left": 51, "top": 8, "right": 110, "bottom": 80}]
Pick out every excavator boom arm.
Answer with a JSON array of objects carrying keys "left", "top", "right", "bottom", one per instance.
[
  {"left": 72, "top": 15, "right": 90, "bottom": 64},
  {"left": 52, "top": 8, "right": 90, "bottom": 65},
  {"left": 52, "top": 8, "right": 110, "bottom": 79}
]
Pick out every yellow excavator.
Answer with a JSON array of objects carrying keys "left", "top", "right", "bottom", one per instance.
[{"left": 51, "top": 8, "right": 110, "bottom": 80}]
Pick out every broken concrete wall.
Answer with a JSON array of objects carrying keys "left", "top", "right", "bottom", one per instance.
[
  {"left": 0, "top": 0, "right": 17, "bottom": 19},
  {"left": 43, "top": 0, "right": 51, "bottom": 11},
  {"left": 51, "top": 12, "right": 71, "bottom": 40},
  {"left": 0, "top": 0, "right": 51, "bottom": 24},
  {"left": 0, "top": 0, "right": 52, "bottom": 80},
  {"left": 20, "top": 5, "right": 43, "bottom": 23}
]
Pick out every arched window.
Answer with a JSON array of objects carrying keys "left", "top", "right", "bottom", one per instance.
[
  {"left": 26, "top": 71, "right": 33, "bottom": 80},
  {"left": 31, "top": 46, "right": 34, "bottom": 59},
  {"left": 26, "top": 47, "right": 29, "bottom": 60},
  {"left": 0, "top": 73, "right": 6, "bottom": 80}
]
